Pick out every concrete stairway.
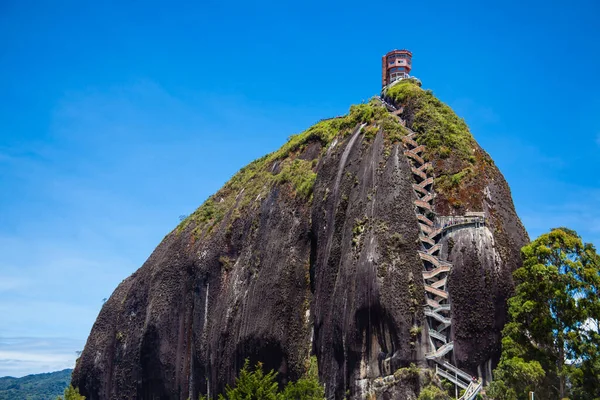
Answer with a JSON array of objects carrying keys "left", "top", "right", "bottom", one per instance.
[
  {"left": 423, "top": 265, "right": 451, "bottom": 280},
  {"left": 425, "top": 342, "right": 453, "bottom": 359},
  {"left": 436, "top": 363, "right": 483, "bottom": 400},
  {"left": 424, "top": 309, "right": 451, "bottom": 326},
  {"left": 378, "top": 96, "right": 482, "bottom": 399}
]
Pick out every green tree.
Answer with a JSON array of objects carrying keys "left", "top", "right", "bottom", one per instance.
[
  {"left": 281, "top": 378, "right": 324, "bottom": 400},
  {"left": 417, "top": 383, "right": 450, "bottom": 400},
  {"left": 282, "top": 355, "right": 324, "bottom": 399},
  {"left": 210, "top": 357, "right": 324, "bottom": 400},
  {"left": 57, "top": 385, "right": 85, "bottom": 400},
  {"left": 218, "top": 360, "right": 280, "bottom": 400},
  {"left": 489, "top": 228, "right": 600, "bottom": 400}
]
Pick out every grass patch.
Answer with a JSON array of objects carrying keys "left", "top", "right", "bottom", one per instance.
[
  {"left": 363, "top": 125, "right": 379, "bottom": 141},
  {"left": 275, "top": 159, "right": 317, "bottom": 200},
  {"left": 394, "top": 363, "right": 420, "bottom": 381}
]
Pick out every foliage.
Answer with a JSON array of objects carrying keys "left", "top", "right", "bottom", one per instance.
[
  {"left": 0, "top": 369, "right": 72, "bottom": 400},
  {"left": 57, "top": 385, "right": 85, "bottom": 400},
  {"left": 216, "top": 358, "right": 324, "bottom": 400},
  {"left": 417, "top": 383, "right": 450, "bottom": 400},
  {"left": 363, "top": 125, "right": 379, "bottom": 141},
  {"left": 275, "top": 159, "right": 317, "bottom": 200},
  {"left": 489, "top": 228, "right": 600, "bottom": 400},
  {"left": 218, "top": 360, "right": 279, "bottom": 400},
  {"left": 304, "top": 355, "right": 319, "bottom": 381},
  {"left": 393, "top": 363, "right": 420, "bottom": 381},
  {"left": 385, "top": 80, "right": 475, "bottom": 161},
  {"left": 487, "top": 358, "right": 544, "bottom": 400},
  {"left": 281, "top": 378, "right": 324, "bottom": 400},
  {"left": 177, "top": 101, "right": 391, "bottom": 238},
  {"left": 352, "top": 217, "right": 368, "bottom": 247},
  {"left": 409, "top": 325, "right": 422, "bottom": 337}
]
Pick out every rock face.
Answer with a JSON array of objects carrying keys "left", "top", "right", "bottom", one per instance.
[{"left": 72, "top": 81, "right": 528, "bottom": 399}]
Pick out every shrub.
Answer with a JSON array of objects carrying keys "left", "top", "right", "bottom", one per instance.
[
  {"left": 218, "top": 360, "right": 279, "bottom": 400},
  {"left": 418, "top": 383, "right": 450, "bottom": 400},
  {"left": 178, "top": 100, "right": 396, "bottom": 240},
  {"left": 363, "top": 125, "right": 379, "bottom": 141},
  {"left": 276, "top": 159, "right": 317, "bottom": 199},
  {"left": 282, "top": 378, "right": 324, "bottom": 400},
  {"left": 386, "top": 80, "right": 475, "bottom": 162},
  {"left": 212, "top": 358, "right": 325, "bottom": 400},
  {"left": 57, "top": 386, "right": 85, "bottom": 400}
]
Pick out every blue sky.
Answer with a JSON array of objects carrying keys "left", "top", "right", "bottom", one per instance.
[{"left": 1, "top": 0, "right": 599, "bottom": 377}]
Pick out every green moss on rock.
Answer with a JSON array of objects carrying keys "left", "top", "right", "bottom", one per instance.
[
  {"left": 275, "top": 159, "right": 317, "bottom": 200},
  {"left": 177, "top": 102, "right": 394, "bottom": 239},
  {"left": 386, "top": 80, "right": 475, "bottom": 161}
]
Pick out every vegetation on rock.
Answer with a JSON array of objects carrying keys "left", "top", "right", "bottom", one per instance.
[
  {"left": 417, "top": 383, "right": 450, "bottom": 400},
  {"left": 383, "top": 79, "right": 494, "bottom": 213},
  {"left": 385, "top": 80, "right": 475, "bottom": 161},
  {"left": 207, "top": 357, "right": 324, "bottom": 400},
  {"left": 178, "top": 101, "right": 405, "bottom": 240},
  {"left": 488, "top": 228, "right": 600, "bottom": 400}
]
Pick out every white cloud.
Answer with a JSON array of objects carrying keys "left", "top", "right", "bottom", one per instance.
[{"left": 0, "top": 337, "right": 84, "bottom": 377}]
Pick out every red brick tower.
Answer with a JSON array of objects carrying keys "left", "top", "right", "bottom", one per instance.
[{"left": 382, "top": 49, "right": 412, "bottom": 87}]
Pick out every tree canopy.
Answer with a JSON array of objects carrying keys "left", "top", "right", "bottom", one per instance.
[
  {"left": 57, "top": 385, "right": 85, "bottom": 400},
  {"left": 489, "top": 228, "right": 600, "bottom": 400},
  {"left": 207, "top": 357, "right": 324, "bottom": 400}
]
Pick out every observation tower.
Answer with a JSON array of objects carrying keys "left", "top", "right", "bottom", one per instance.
[{"left": 381, "top": 49, "right": 412, "bottom": 87}]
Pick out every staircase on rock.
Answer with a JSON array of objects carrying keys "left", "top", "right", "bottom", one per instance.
[{"left": 379, "top": 96, "right": 484, "bottom": 400}]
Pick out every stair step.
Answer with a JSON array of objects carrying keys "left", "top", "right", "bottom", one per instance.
[
  {"left": 425, "top": 342, "right": 453, "bottom": 359},
  {"left": 428, "top": 329, "right": 447, "bottom": 344},
  {"left": 424, "top": 285, "right": 448, "bottom": 299},
  {"left": 439, "top": 361, "right": 473, "bottom": 383},
  {"left": 436, "top": 367, "right": 469, "bottom": 389},
  {"left": 417, "top": 214, "right": 434, "bottom": 227},
  {"left": 414, "top": 200, "right": 432, "bottom": 211},
  {"left": 431, "top": 277, "right": 447, "bottom": 289},
  {"left": 425, "top": 309, "right": 451, "bottom": 325},
  {"left": 420, "top": 235, "right": 435, "bottom": 246}
]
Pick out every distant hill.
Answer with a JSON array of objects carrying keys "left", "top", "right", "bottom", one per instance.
[{"left": 0, "top": 369, "right": 72, "bottom": 400}]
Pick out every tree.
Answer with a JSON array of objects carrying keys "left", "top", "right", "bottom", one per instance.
[
  {"left": 209, "top": 357, "right": 324, "bottom": 400},
  {"left": 57, "top": 385, "right": 85, "bottom": 400},
  {"left": 489, "top": 228, "right": 600, "bottom": 400},
  {"left": 282, "top": 355, "right": 324, "bottom": 400},
  {"left": 218, "top": 360, "right": 280, "bottom": 400},
  {"left": 417, "top": 384, "right": 450, "bottom": 400},
  {"left": 281, "top": 378, "right": 324, "bottom": 400}
]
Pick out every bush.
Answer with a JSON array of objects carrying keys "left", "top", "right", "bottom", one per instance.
[
  {"left": 386, "top": 80, "right": 475, "bottom": 162},
  {"left": 218, "top": 360, "right": 279, "bottom": 400},
  {"left": 363, "top": 125, "right": 379, "bottom": 141},
  {"left": 57, "top": 386, "right": 85, "bottom": 400},
  {"left": 214, "top": 358, "right": 324, "bottom": 400},
  {"left": 282, "top": 378, "right": 324, "bottom": 400},
  {"left": 275, "top": 159, "right": 317, "bottom": 200},
  {"left": 418, "top": 383, "right": 450, "bottom": 400}
]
